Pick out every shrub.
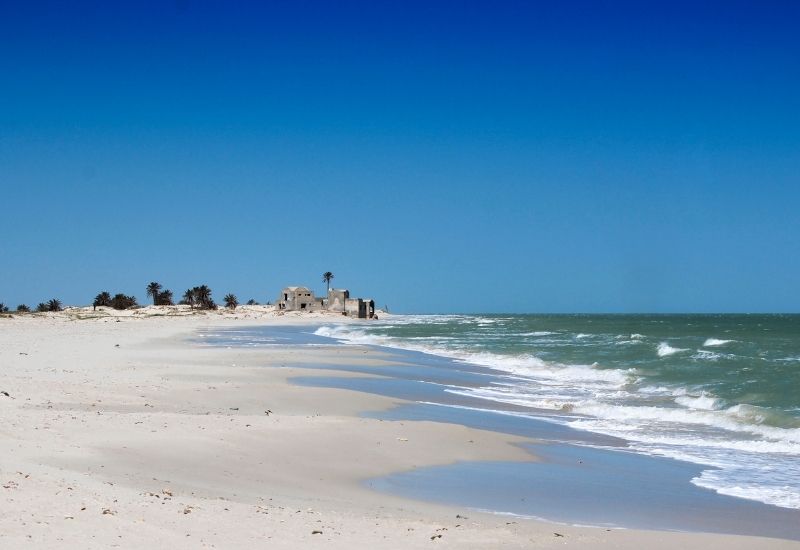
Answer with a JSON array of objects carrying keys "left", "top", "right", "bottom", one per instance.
[
  {"left": 94, "top": 292, "right": 112, "bottom": 308},
  {"left": 111, "top": 294, "right": 137, "bottom": 310},
  {"left": 157, "top": 289, "right": 174, "bottom": 306}
]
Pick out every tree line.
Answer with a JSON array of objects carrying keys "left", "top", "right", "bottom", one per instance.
[
  {"left": 3, "top": 271, "right": 335, "bottom": 315},
  {"left": 0, "top": 300, "right": 60, "bottom": 313},
  {"left": 94, "top": 282, "right": 242, "bottom": 310},
  {"left": 2, "top": 282, "right": 254, "bottom": 314}
]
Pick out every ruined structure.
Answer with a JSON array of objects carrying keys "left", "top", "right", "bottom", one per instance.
[
  {"left": 277, "top": 286, "right": 375, "bottom": 318},
  {"left": 277, "top": 286, "right": 317, "bottom": 311}
]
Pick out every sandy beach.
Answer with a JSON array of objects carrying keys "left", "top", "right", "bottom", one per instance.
[{"left": 1, "top": 306, "right": 797, "bottom": 549}]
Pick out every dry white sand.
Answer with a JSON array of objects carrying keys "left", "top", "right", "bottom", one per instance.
[{"left": 1, "top": 305, "right": 797, "bottom": 548}]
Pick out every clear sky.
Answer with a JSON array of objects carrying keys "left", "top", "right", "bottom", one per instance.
[{"left": 1, "top": 1, "right": 798, "bottom": 313}]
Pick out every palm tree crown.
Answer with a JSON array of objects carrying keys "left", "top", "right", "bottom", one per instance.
[
  {"left": 182, "top": 288, "right": 196, "bottom": 309},
  {"left": 224, "top": 293, "right": 238, "bottom": 309},
  {"left": 322, "top": 271, "right": 334, "bottom": 293},
  {"left": 146, "top": 282, "right": 162, "bottom": 306}
]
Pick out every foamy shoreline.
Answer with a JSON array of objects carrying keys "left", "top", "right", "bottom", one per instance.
[{"left": 1, "top": 306, "right": 796, "bottom": 548}]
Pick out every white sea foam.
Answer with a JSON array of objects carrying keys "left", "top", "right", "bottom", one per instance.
[
  {"left": 692, "top": 350, "right": 723, "bottom": 361},
  {"left": 704, "top": 338, "right": 735, "bottom": 347},
  {"left": 626, "top": 438, "right": 800, "bottom": 509},
  {"left": 656, "top": 342, "right": 689, "bottom": 357},
  {"left": 675, "top": 392, "right": 723, "bottom": 411},
  {"left": 314, "top": 326, "right": 632, "bottom": 388},
  {"left": 639, "top": 385, "right": 674, "bottom": 395},
  {"left": 693, "top": 469, "right": 800, "bottom": 509},
  {"left": 570, "top": 420, "right": 800, "bottom": 455},
  {"left": 377, "top": 314, "right": 469, "bottom": 326},
  {"left": 446, "top": 387, "right": 580, "bottom": 413},
  {"left": 570, "top": 402, "right": 800, "bottom": 445},
  {"left": 615, "top": 333, "right": 646, "bottom": 344},
  {"left": 614, "top": 340, "right": 641, "bottom": 346}
]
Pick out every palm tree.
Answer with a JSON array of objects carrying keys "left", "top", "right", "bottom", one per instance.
[
  {"left": 322, "top": 271, "right": 334, "bottom": 293},
  {"left": 0, "top": 303, "right": 8, "bottom": 313},
  {"left": 146, "top": 282, "right": 162, "bottom": 306},
  {"left": 246, "top": 299, "right": 258, "bottom": 305},
  {"left": 16, "top": 304, "right": 30, "bottom": 313},
  {"left": 224, "top": 293, "right": 238, "bottom": 309},
  {"left": 94, "top": 291, "right": 112, "bottom": 310},
  {"left": 194, "top": 285, "right": 212, "bottom": 309},
  {"left": 36, "top": 302, "right": 49, "bottom": 312},
  {"left": 157, "top": 289, "right": 174, "bottom": 306},
  {"left": 47, "top": 298, "right": 62, "bottom": 312},
  {"left": 182, "top": 288, "right": 196, "bottom": 309}
]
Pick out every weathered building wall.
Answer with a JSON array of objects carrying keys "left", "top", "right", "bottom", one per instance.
[
  {"left": 344, "top": 298, "right": 362, "bottom": 317},
  {"left": 344, "top": 298, "right": 375, "bottom": 318},
  {"left": 277, "top": 287, "right": 320, "bottom": 311},
  {"left": 327, "top": 289, "right": 349, "bottom": 312}
]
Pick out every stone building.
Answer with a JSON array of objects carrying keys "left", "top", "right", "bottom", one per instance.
[
  {"left": 276, "top": 286, "right": 318, "bottom": 311},
  {"left": 277, "top": 286, "right": 375, "bottom": 318},
  {"left": 345, "top": 297, "right": 375, "bottom": 318}
]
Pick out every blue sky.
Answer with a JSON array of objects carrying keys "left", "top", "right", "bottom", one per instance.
[{"left": 1, "top": 1, "right": 798, "bottom": 313}]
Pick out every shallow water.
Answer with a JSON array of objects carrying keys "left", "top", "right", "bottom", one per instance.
[{"left": 313, "top": 314, "right": 800, "bottom": 510}]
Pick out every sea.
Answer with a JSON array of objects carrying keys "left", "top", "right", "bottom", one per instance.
[{"left": 313, "top": 314, "right": 800, "bottom": 511}]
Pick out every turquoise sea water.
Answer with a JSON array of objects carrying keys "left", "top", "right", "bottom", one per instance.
[{"left": 315, "top": 314, "right": 800, "bottom": 510}]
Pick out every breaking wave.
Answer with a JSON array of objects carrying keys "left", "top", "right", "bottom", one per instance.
[
  {"left": 657, "top": 342, "right": 689, "bottom": 357},
  {"left": 704, "top": 338, "right": 735, "bottom": 347}
]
